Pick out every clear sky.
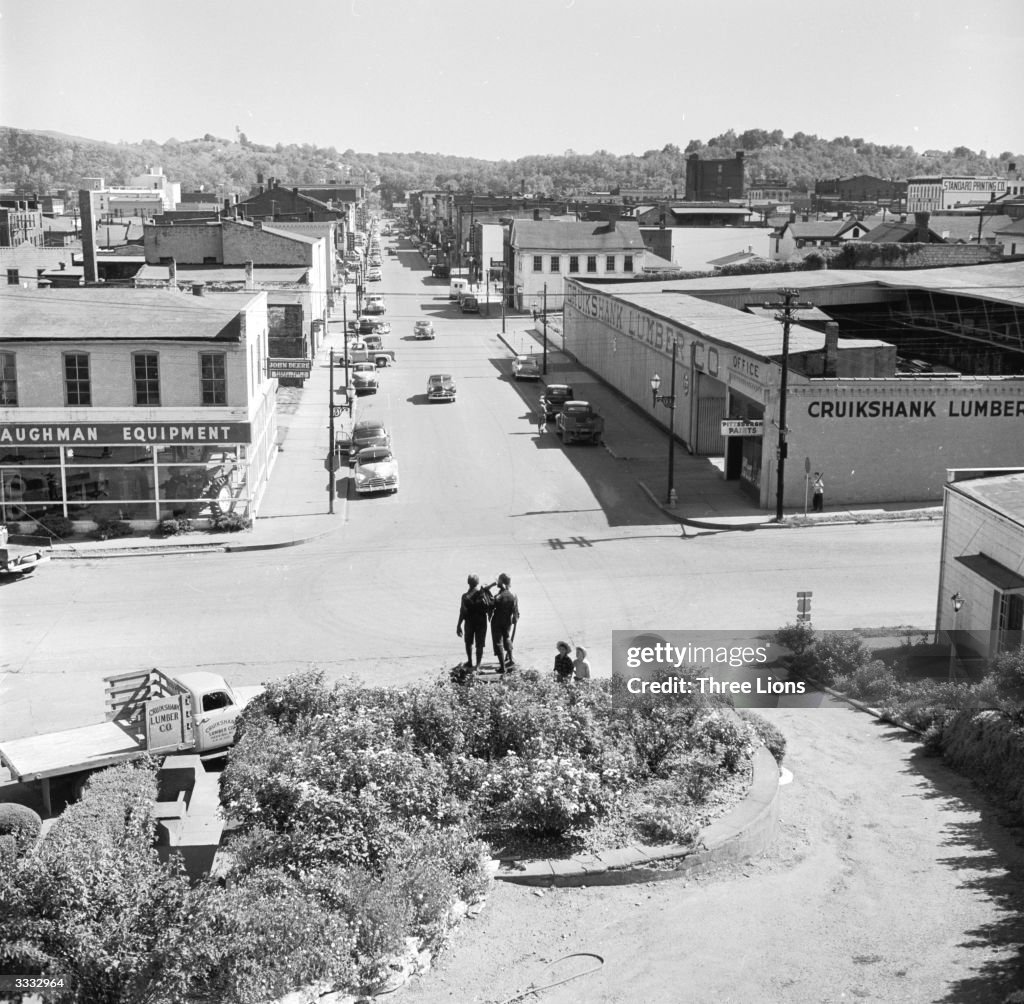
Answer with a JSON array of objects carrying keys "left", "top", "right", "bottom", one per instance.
[{"left": 1, "top": 0, "right": 1021, "bottom": 160}]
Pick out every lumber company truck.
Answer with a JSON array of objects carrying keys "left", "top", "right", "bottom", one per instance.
[{"left": 0, "top": 669, "right": 262, "bottom": 815}]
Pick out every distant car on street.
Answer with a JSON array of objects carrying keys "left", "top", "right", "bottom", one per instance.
[
  {"left": 413, "top": 320, "right": 435, "bottom": 340},
  {"left": 366, "top": 268, "right": 382, "bottom": 282},
  {"left": 426, "top": 373, "right": 457, "bottom": 403},
  {"left": 512, "top": 355, "right": 541, "bottom": 381},
  {"left": 363, "top": 295, "right": 386, "bottom": 314},
  {"left": 432, "top": 263, "right": 451, "bottom": 278},
  {"left": 353, "top": 446, "right": 399, "bottom": 494}
]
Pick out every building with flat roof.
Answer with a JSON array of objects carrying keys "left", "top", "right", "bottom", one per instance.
[
  {"left": 0, "top": 286, "right": 277, "bottom": 531},
  {"left": 562, "top": 262, "right": 1024, "bottom": 509}
]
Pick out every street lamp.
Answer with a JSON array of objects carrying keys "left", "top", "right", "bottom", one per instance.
[
  {"left": 650, "top": 339, "right": 679, "bottom": 505},
  {"left": 949, "top": 591, "right": 965, "bottom": 680}
]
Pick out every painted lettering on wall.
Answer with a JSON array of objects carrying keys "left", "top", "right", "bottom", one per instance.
[
  {"left": 808, "top": 399, "right": 1024, "bottom": 419},
  {"left": 942, "top": 179, "right": 1006, "bottom": 194},
  {"left": 0, "top": 422, "right": 253, "bottom": 445},
  {"left": 565, "top": 284, "right": 686, "bottom": 358}
]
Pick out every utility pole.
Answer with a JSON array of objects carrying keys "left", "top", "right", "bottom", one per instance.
[
  {"left": 328, "top": 345, "right": 336, "bottom": 514},
  {"left": 763, "top": 288, "right": 812, "bottom": 522},
  {"left": 542, "top": 283, "right": 548, "bottom": 375}
]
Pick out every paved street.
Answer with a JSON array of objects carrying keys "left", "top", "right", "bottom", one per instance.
[{"left": 0, "top": 235, "right": 943, "bottom": 740}]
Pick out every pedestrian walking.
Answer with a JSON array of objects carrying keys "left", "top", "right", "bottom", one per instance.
[
  {"left": 573, "top": 646, "right": 592, "bottom": 684},
  {"left": 536, "top": 406, "right": 547, "bottom": 434},
  {"left": 553, "top": 641, "right": 574, "bottom": 684},
  {"left": 812, "top": 473, "right": 825, "bottom": 513},
  {"left": 456, "top": 574, "right": 492, "bottom": 670},
  {"left": 489, "top": 573, "right": 520, "bottom": 672}
]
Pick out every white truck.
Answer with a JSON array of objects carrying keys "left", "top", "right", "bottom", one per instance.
[{"left": 0, "top": 668, "right": 262, "bottom": 815}]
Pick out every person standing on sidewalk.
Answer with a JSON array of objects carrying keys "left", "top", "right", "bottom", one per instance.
[{"left": 812, "top": 473, "right": 825, "bottom": 512}]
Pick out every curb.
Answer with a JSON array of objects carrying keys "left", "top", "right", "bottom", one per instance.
[
  {"left": 495, "top": 747, "right": 781, "bottom": 888},
  {"left": 806, "top": 675, "right": 925, "bottom": 736},
  {"left": 636, "top": 480, "right": 779, "bottom": 532}
]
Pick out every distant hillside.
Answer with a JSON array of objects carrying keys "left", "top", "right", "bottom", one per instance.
[{"left": 0, "top": 126, "right": 1018, "bottom": 203}]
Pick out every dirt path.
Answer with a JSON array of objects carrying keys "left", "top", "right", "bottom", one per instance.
[{"left": 402, "top": 700, "right": 1024, "bottom": 1004}]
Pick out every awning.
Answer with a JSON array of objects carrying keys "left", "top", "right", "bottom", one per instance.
[{"left": 955, "top": 553, "right": 1024, "bottom": 590}]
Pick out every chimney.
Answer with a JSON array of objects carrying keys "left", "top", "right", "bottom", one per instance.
[
  {"left": 168, "top": 258, "right": 177, "bottom": 287},
  {"left": 802, "top": 213, "right": 810, "bottom": 223},
  {"left": 245, "top": 260, "right": 255, "bottom": 291},
  {"left": 79, "top": 189, "right": 99, "bottom": 284},
  {"left": 914, "top": 211, "right": 930, "bottom": 241},
  {"left": 824, "top": 321, "right": 839, "bottom": 378},
  {"left": 789, "top": 211, "right": 796, "bottom": 223},
  {"left": 257, "top": 172, "right": 264, "bottom": 185},
  {"left": 192, "top": 282, "right": 206, "bottom": 297}
]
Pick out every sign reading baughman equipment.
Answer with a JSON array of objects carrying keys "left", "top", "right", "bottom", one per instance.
[
  {"left": 0, "top": 422, "right": 253, "bottom": 446},
  {"left": 721, "top": 420, "right": 764, "bottom": 437},
  {"left": 267, "top": 358, "right": 313, "bottom": 378}
]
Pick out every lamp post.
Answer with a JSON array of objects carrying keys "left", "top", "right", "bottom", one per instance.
[
  {"left": 650, "top": 339, "right": 679, "bottom": 505},
  {"left": 948, "top": 592, "right": 965, "bottom": 681}
]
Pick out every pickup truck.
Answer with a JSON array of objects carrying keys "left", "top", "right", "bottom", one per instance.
[
  {"left": 0, "top": 668, "right": 262, "bottom": 815},
  {"left": 349, "top": 345, "right": 396, "bottom": 367},
  {"left": 555, "top": 400, "right": 605, "bottom": 444}
]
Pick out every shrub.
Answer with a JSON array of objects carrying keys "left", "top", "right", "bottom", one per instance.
[
  {"left": 833, "top": 659, "right": 900, "bottom": 704},
  {"left": 36, "top": 513, "right": 74, "bottom": 540},
  {"left": 632, "top": 778, "right": 702, "bottom": 844},
  {"left": 93, "top": 517, "right": 134, "bottom": 540},
  {"left": 738, "top": 710, "right": 787, "bottom": 763},
  {"left": 689, "top": 713, "right": 752, "bottom": 774},
  {"left": 158, "top": 517, "right": 194, "bottom": 537},
  {"left": 990, "top": 644, "right": 1024, "bottom": 705},
  {"left": 210, "top": 512, "right": 251, "bottom": 532},
  {"left": 810, "top": 631, "right": 871, "bottom": 686},
  {"left": 0, "top": 803, "right": 42, "bottom": 857}
]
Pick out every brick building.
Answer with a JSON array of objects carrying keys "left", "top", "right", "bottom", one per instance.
[{"left": 685, "top": 152, "right": 745, "bottom": 202}]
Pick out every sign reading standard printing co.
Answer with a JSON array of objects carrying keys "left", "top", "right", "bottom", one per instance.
[{"left": 0, "top": 422, "right": 253, "bottom": 445}]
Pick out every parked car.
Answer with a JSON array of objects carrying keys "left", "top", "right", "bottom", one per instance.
[
  {"left": 426, "top": 373, "right": 457, "bottom": 403},
  {"left": 368, "top": 319, "right": 390, "bottom": 335},
  {"left": 512, "top": 355, "right": 541, "bottom": 380},
  {"left": 353, "top": 446, "right": 399, "bottom": 494},
  {"left": 366, "top": 270, "right": 382, "bottom": 282},
  {"left": 413, "top": 320, "right": 435, "bottom": 340},
  {"left": 351, "top": 361, "right": 379, "bottom": 394},
  {"left": 432, "top": 263, "right": 451, "bottom": 278},
  {"left": 541, "top": 383, "right": 575, "bottom": 419},
  {"left": 364, "top": 295, "right": 386, "bottom": 314},
  {"left": 460, "top": 295, "right": 480, "bottom": 313},
  {"left": 351, "top": 419, "right": 391, "bottom": 453},
  {"left": 556, "top": 401, "right": 604, "bottom": 444}
]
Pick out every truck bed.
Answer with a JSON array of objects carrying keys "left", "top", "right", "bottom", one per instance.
[{"left": 0, "top": 720, "right": 160, "bottom": 782}]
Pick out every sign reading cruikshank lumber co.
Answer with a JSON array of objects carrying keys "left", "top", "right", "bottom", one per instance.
[
  {"left": 565, "top": 284, "right": 765, "bottom": 384},
  {"left": 0, "top": 422, "right": 253, "bottom": 445},
  {"left": 808, "top": 399, "right": 1024, "bottom": 419}
]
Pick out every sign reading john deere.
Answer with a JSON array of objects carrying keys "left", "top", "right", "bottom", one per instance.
[
  {"left": 0, "top": 422, "right": 253, "bottom": 445},
  {"left": 266, "top": 358, "right": 313, "bottom": 378}
]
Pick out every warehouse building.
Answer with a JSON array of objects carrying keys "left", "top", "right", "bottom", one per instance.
[{"left": 562, "top": 262, "right": 1024, "bottom": 509}]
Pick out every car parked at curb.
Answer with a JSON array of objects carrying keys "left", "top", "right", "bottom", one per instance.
[
  {"left": 353, "top": 446, "right": 399, "bottom": 494},
  {"left": 540, "top": 383, "right": 575, "bottom": 419},
  {"left": 512, "top": 355, "right": 541, "bottom": 381},
  {"left": 351, "top": 361, "right": 379, "bottom": 394},
  {"left": 351, "top": 419, "right": 391, "bottom": 454}
]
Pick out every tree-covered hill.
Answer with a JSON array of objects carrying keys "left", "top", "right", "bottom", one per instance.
[{"left": 0, "top": 126, "right": 1017, "bottom": 202}]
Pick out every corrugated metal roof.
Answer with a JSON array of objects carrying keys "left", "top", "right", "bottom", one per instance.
[
  {"left": 135, "top": 264, "right": 309, "bottom": 283},
  {"left": 613, "top": 291, "right": 825, "bottom": 359}
]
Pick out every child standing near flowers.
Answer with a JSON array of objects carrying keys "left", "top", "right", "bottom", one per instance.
[
  {"left": 553, "top": 641, "right": 574, "bottom": 684},
  {"left": 573, "top": 646, "right": 591, "bottom": 683}
]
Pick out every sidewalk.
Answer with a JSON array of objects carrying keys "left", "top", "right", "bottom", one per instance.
[
  {"left": 44, "top": 307, "right": 357, "bottom": 560},
  {"left": 42, "top": 307, "right": 941, "bottom": 561},
  {"left": 506, "top": 319, "right": 943, "bottom": 533}
]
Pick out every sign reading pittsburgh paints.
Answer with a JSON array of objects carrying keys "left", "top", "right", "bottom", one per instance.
[
  {"left": 0, "top": 422, "right": 253, "bottom": 446},
  {"left": 808, "top": 399, "right": 1024, "bottom": 419}
]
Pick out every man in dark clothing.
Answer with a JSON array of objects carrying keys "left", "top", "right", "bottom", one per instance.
[
  {"left": 489, "top": 572, "right": 520, "bottom": 672},
  {"left": 456, "top": 573, "right": 490, "bottom": 669}
]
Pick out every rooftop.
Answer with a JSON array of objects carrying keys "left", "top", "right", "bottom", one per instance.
[
  {"left": 510, "top": 220, "right": 645, "bottom": 251},
  {"left": 950, "top": 472, "right": 1024, "bottom": 526},
  {"left": 0, "top": 287, "right": 262, "bottom": 341}
]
